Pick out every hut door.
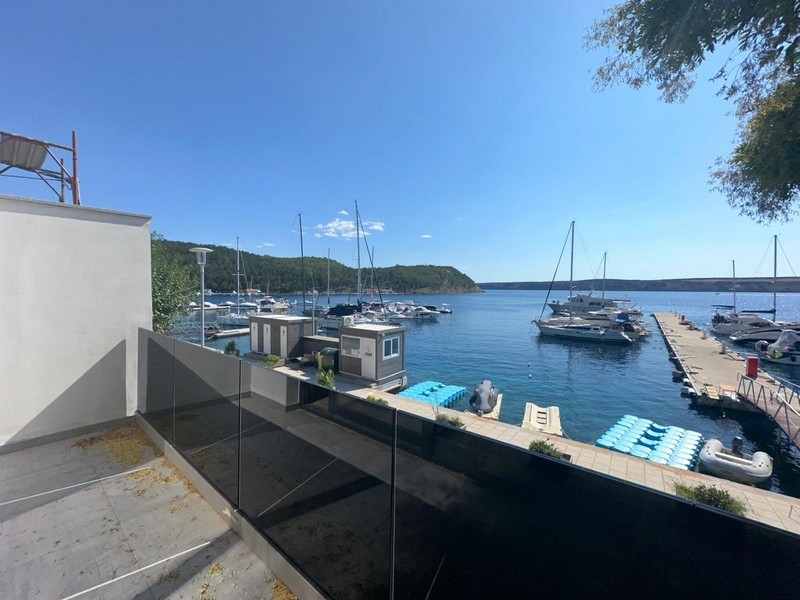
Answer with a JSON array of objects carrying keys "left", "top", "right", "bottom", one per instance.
[
  {"left": 280, "top": 325, "right": 288, "bottom": 357},
  {"left": 262, "top": 324, "right": 271, "bottom": 354},
  {"left": 363, "top": 338, "right": 376, "bottom": 379}
]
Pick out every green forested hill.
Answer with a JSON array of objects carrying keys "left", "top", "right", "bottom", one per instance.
[{"left": 161, "top": 240, "right": 481, "bottom": 294}]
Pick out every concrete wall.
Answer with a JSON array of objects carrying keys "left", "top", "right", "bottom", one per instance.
[{"left": 0, "top": 194, "right": 152, "bottom": 446}]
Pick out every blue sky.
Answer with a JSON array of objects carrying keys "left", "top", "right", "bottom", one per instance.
[{"left": 3, "top": 1, "right": 797, "bottom": 283}]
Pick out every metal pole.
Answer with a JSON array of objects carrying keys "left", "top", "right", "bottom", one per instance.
[
  {"left": 71, "top": 131, "right": 81, "bottom": 205},
  {"left": 773, "top": 234, "right": 778, "bottom": 317},
  {"left": 200, "top": 264, "right": 206, "bottom": 347}
]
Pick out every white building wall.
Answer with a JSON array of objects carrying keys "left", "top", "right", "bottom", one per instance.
[{"left": 0, "top": 195, "right": 152, "bottom": 446}]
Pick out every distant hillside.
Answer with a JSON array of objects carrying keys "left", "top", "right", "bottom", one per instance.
[
  {"left": 160, "top": 239, "right": 481, "bottom": 294},
  {"left": 478, "top": 278, "right": 800, "bottom": 293}
]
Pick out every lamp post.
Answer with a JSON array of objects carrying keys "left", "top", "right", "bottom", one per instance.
[{"left": 189, "top": 247, "right": 213, "bottom": 347}]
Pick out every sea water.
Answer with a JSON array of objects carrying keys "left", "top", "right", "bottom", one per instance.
[{"left": 185, "top": 289, "right": 800, "bottom": 497}]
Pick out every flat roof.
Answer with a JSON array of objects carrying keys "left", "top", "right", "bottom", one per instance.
[{"left": 0, "top": 421, "right": 288, "bottom": 599}]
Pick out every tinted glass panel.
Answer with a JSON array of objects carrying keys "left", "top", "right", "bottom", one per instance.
[
  {"left": 173, "top": 341, "right": 241, "bottom": 504},
  {"left": 138, "top": 330, "right": 175, "bottom": 442},
  {"left": 241, "top": 380, "right": 393, "bottom": 599}
]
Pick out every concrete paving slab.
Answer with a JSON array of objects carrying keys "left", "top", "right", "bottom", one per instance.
[{"left": 0, "top": 422, "right": 285, "bottom": 600}]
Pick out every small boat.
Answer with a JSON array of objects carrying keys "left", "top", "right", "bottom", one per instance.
[
  {"left": 755, "top": 329, "right": 800, "bottom": 366},
  {"left": 468, "top": 380, "right": 500, "bottom": 416},
  {"left": 698, "top": 436, "right": 773, "bottom": 484},
  {"left": 535, "top": 320, "right": 634, "bottom": 343},
  {"left": 730, "top": 324, "right": 800, "bottom": 344},
  {"left": 206, "top": 327, "right": 250, "bottom": 339}
]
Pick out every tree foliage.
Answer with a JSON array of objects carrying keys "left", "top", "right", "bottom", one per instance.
[
  {"left": 585, "top": 0, "right": 800, "bottom": 222},
  {"left": 157, "top": 239, "right": 481, "bottom": 295},
  {"left": 151, "top": 233, "right": 197, "bottom": 333}
]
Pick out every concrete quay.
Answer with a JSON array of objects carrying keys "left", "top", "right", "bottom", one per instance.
[{"left": 652, "top": 312, "right": 800, "bottom": 448}]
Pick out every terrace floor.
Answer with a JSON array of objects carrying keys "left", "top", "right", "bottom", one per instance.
[{"left": 0, "top": 422, "right": 295, "bottom": 600}]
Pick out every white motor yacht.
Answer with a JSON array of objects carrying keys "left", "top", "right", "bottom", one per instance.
[{"left": 711, "top": 312, "right": 776, "bottom": 336}]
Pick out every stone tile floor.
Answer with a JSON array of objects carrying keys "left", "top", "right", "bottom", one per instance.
[{"left": 0, "top": 422, "right": 295, "bottom": 600}]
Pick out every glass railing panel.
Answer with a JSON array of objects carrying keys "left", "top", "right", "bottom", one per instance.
[
  {"left": 137, "top": 329, "right": 175, "bottom": 442},
  {"left": 239, "top": 380, "right": 393, "bottom": 599},
  {"left": 393, "top": 412, "right": 800, "bottom": 597},
  {"left": 173, "top": 341, "right": 241, "bottom": 504}
]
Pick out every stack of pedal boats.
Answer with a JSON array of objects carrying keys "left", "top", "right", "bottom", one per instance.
[{"left": 596, "top": 415, "right": 704, "bottom": 470}]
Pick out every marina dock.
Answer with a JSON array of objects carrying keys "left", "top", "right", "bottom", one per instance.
[{"left": 652, "top": 312, "right": 800, "bottom": 448}]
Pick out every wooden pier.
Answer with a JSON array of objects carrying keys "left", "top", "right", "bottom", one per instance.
[{"left": 653, "top": 312, "right": 800, "bottom": 448}]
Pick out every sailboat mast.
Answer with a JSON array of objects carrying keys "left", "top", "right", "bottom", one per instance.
[
  {"left": 236, "top": 236, "right": 241, "bottom": 315},
  {"left": 602, "top": 251, "right": 606, "bottom": 300},
  {"left": 569, "top": 221, "right": 575, "bottom": 302},
  {"left": 774, "top": 234, "right": 778, "bottom": 317},
  {"left": 355, "top": 200, "right": 362, "bottom": 305},
  {"left": 732, "top": 259, "right": 737, "bottom": 314},
  {"left": 327, "top": 248, "right": 331, "bottom": 305},
  {"left": 299, "top": 213, "right": 306, "bottom": 312}
]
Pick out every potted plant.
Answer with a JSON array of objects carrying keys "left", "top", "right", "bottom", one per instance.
[
  {"left": 673, "top": 482, "right": 747, "bottom": 517},
  {"left": 435, "top": 413, "right": 466, "bottom": 429},
  {"left": 366, "top": 393, "right": 389, "bottom": 406},
  {"left": 317, "top": 368, "right": 335, "bottom": 388},
  {"left": 528, "top": 439, "right": 571, "bottom": 461},
  {"left": 262, "top": 354, "right": 285, "bottom": 369}
]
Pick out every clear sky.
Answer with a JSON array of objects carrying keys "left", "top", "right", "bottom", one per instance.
[{"left": 3, "top": 1, "right": 797, "bottom": 283}]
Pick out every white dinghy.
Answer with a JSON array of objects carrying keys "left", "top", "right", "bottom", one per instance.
[{"left": 698, "top": 436, "right": 773, "bottom": 484}]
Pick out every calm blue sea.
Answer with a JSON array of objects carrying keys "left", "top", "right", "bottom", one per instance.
[{"left": 185, "top": 289, "right": 800, "bottom": 497}]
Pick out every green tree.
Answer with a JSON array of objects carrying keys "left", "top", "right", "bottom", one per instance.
[
  {"left": 151, "top": 232, "right": 197, "bottom": 333},
  {"left": 585, "top": 0, "right": 800, "bottom": 222}
]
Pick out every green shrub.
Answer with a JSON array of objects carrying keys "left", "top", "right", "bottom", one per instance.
[
  {"left": 528, "top": 439, "right": 565, "bottom": 459},
  {"left": 674, "top": 483, "right": 747, "bottom": 516},
  {"left": 366, "top": 394, "right": 389, "bottom": 405},
  {"left": 224, "top": 341, "right": 240, "bottom": 357},
  {"left": 264, "top": 354, "right": 281, "bottom": 363},
  {"left": 435, "top": 414, "right": 465, "bottom": 428},
  {"left": 317, "top": 368, "right": 335, "bottom": 388}
]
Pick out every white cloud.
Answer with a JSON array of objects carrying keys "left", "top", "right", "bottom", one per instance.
[
  {"left": 315, "top": 217, "right": 358, "bottom": 238},
  {"left": 257, "top": 242, "right": 275, "bottom": 248},
  {"left": 421, "top": 234, "right": 432, "bottom": 239},
  {"left": 222, "top": 243, "right": 234, "bottom": 248},
  {"left": 338, "top": 210, "right": 349, "bottom": 216},
  {"left": 315, "top": 216, "right": 384, "bottom": 238}
]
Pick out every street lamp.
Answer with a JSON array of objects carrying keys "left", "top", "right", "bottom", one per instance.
[{"left": 189, "top": 247, "right": 213, "bottom": 347}]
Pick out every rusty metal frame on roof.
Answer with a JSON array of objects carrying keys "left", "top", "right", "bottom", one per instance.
[{"left": 0, "top": 130, "right": 81, "bottom": 205}]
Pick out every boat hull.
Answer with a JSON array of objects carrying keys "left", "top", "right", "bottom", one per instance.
[
  {"left": 697, "top": 439, "right": 772, "bottom": 484},
  {"left": 535, "top": 321, "right": 633, "bottom": 343}
]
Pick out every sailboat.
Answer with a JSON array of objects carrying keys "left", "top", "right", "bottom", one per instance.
[
  {"left": 711, "top": 259, "right": 776, "bottom": 335},
  {"left": 218, "top": 237, "right": 258, "bottom": 326},
  {"left": 534, "top": 222, "right": 633, "bottom": 343},
  {"left": 321, "top": 201, "right": 369, "bottom": 331},
  {"left": 716, "top": 236, "right": 800, "bottom": 342}
]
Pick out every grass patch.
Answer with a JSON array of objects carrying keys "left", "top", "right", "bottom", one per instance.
[{"left": 674, "top": 482, "right": 747, "bottom": 517}]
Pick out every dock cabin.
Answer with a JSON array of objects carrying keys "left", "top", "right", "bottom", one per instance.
[
  {"left": 339, "top": 323, "right": 407, "bottom": 391},
  {"left": 249, "top": 314, "right": 313, "bottom": 359}
]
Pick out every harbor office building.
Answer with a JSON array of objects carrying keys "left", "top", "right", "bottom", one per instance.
[{"left": 249, "top": 314, "right": 408, "bottom": 392}]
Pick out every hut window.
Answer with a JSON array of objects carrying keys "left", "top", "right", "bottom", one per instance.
[
  {"left": 383, "top": 336, "right": 400, "bottom": 359},
  {"left": 341, "top": 335, "right": 361, "bottom": 358}
]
